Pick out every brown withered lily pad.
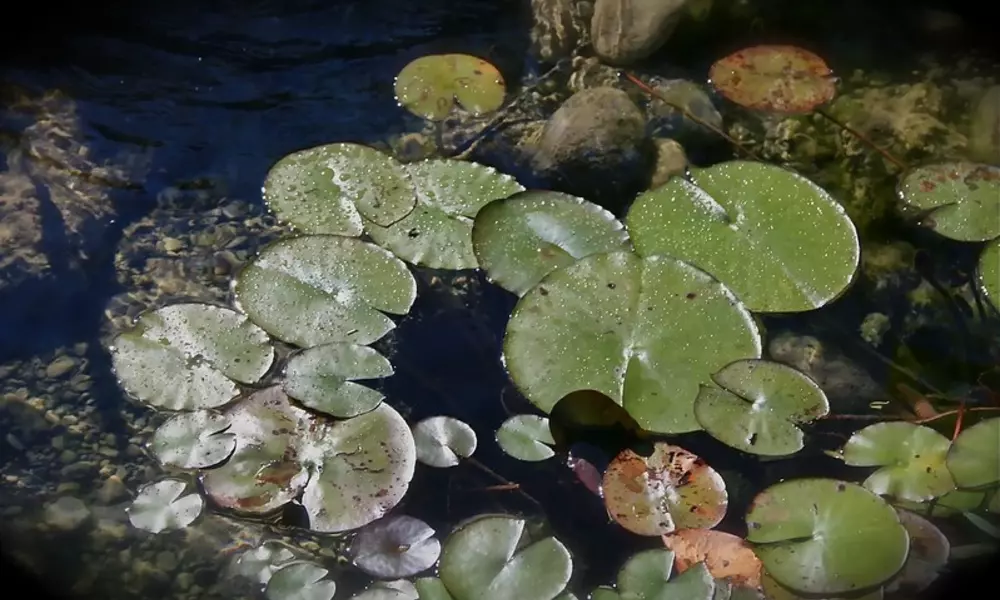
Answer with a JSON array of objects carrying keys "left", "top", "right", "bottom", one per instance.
[
  {"left": 709, "top": 45, "right": 837, "bottom": 114},
  {"left": 662, "top": 528, "right": 763, "bottom": 591},
  {"left": 602, "top": 442, "right": 727, "bottom": 536}
]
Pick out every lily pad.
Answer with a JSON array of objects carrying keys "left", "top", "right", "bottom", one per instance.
[
  {"left": 265, "top": 562, "right": 337, "bottom": 600},
  {"left": 760, "top": 572, "right": 883, "bottom": 600},
  {"left": 283, "top": 342, "right": 393, "bottom": 418},
  {"left": 617, "top": 551, "right": 715, "bottom": 600},
  {"left": 263, "top": 142, "right": 415, "bottom": 235},
  {"left": 626, "top": 161, "right": 860, "bottom": 313},
  {"left": 897, "top": 162, "right": 1000, "bottom": 242},
  {"left": 413, "top": 416, "right": 478, "bottom": 468},
  {"left": 438, "top": 515, "right": 573, "bottom": 600},
  {"left": 111, "top": 303, "right": 274, "bottom": 410},
  {"left": 503, "top": 251, "right": 761, "bottom": 434},
  {"left": 234, "top": 235, "right": 416, "bottom": 347},
  {"left": 350, "top": 589, "right": 417, "bottom": 600},
  {"left": 708, "top": 45, "right": 837, "bottom": 114},
  {"left": 364, "top": 159, "right": 523, "bottom": 270},
  {"left": 661, "top": 529, "right": 763, "bottom": 591},
  {"left": 979, "top": 238, "right": 1000, "bottom": 311},
  {"left": 694, "top": 359, "right": 829, "bottom": 457},
  {"left": 745, "top": 478, "right": 909, "bottom": 596},
  {"left": 414, "top": 577, "right": 454, "bottom": 600},
  {"left": 946, "top": 416, "right": 1000, "bottom": 489},
  {"left": 471, "top": 190, "right": 631, "bottom": 296},
  {"left": 201, "top": 386, "right": 416, "bottom": 533},
  {"left": 234, "top": 541, "right": 298, "bottom": 585},
  {"left": 839, "top": 421, "right": 956, "bottom": 502},
  {"left": 603, "top": 442, "right": 728, "bottom": 536},
  {"left": 496, "top": 414, "right": 556, "bottom": 462},
  {"left": 351, "top": 515, "right": 441, "bottom": 579},
  {"left": 884, "top": 509, "right": 950, "bottom": 595},
  {"left": 394, "top": 54, "right": 506, "bottom": 121},
  {"left": 127, "top": 479, "right": 203, "bottom": 533},
  {"left": 150, "top": 409, "right": 237, "bottom": 469}
]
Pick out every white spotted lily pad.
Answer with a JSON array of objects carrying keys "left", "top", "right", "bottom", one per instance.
[
  {"left": 626, "top": 161, "right": 860, "bottom": 313},
  {"left": 839, "top": 421, "right": 956, "bottom": 502},
  {"left": 745, "top": 478, "right": 909, "bottom": 596},
  {"left": 978, "top": 238, "right": 1000, "bottom": 311},
  {"left": 438, "top": 515, "right": 572, "bottom": 600},
  {"left": 150, "top": 409, "right": 237, "bottom": 469},
  {"left": 471, "top": 190, "right": 631, "bottom": 296},
  {"left": 201, "top": 386, "right": 416, "bottom": 533},
  {"left": 364, "top": 159, "right": 524, "bottom": 269},
  {"left": 603, "top": 443, "right": 727, "bottom": 537},
  {"left": 283, "top": 342, "right": 394, "bottom": 418},
  {"left": 350, "top": 515, "right": 441, "bottom": 578},
  {"left": 694, "top": 359, "right": 830, "bottom": 457},
  {"left": 394, "top": 54, "right": 506, "bottom": 121},
  {"left": 234, "top": 541, "right": 298, "bottom": 585},
  {"left": 412, "top": 416, "right": 478, "bottom": 467},
  {"left": 496, "top": 414, "right": 555, "bottom": 462},
  {"left": 708, "top": 45, "right": 837, "bottom": 114},
  {"left": 503, "top": 251, "right": 761, "bottom": 434},
  {"left": 234, "top": 235, "right": 416, "bottom": 347},
  {"left": 263, "top": 143, "right": 416, "bottom": 235},
  {"left": 897, "top": 163, "right": 1000, "bottom": 242},
  {"left": 127, "top": 479, "right": 203, "bottom": 533},
  {"left": 266, "top": 562, "right": 337, "bottom": 600},
  {"left": 110, "top": 303, "right": 274, "bottom": 410},
  {"left": 946, "top": 417, "right": 1000, "bottom": 489}
]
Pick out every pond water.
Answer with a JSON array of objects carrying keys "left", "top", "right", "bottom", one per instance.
[{"left": 1, "top": 1, "right": 998, "bottom": 599}]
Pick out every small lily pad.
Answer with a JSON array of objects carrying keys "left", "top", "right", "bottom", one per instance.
[
  {"left": 150, "top": 409, "right": 237, "bottom": 469},
  {"left": 978, "top": 238, "right": 1000, "bottom": 311},
  {"left": 496, "top": 414, "right": 556, "bottom": 462},
  {"left": 263, "top": 142, "right": 416, "bottom": 235},
  {"left": 946, "top": 416, "right": 1000, "bottom": 489},
  {"left": 234, "top": 541, "right": 298, "bottom": 585},
  {"left": 284, "top": 342, "right": 393, "bottom": 418},
  {"left": 364, "top": 159, "right": 524, "bottom": 270},
  {"left": 234, "top": 235, "right": 416, "bottom": 347},
  {"left": 695, "top": 359, "right": 829, "bottom": 457},
  {"left": 617, "top": 551, "right": 715, "bottom": 600},
  {"left": 395, "top": 54, "right": 506, "bottom": 121},
  {"left": 266, "top": 562, "right": 337, "bottom": 600},
  {"left": 745, "top": 478, "right": 909, "bottom": 596},
  {"left": 414, "top": 577, "right": 454, "bottom": 600},
  {"left": 471, "top": 190, "right": 631, "bottom": 296},
  {"left": 603, "top": 442, "right": 728, "bottom": 536},
  {"left": 884, "top": 508, "right": 950, "bottom": 595},
  {"left": 708, "top": 45, "right": 837, "bottom": 114},
  {"left": 839, "top": 421, "right": 956, "bottom": 502},
  {"left": 760, "top": 572, "right": 883, "bottom": 600},
  {"left": 897, "top": 162, "right": 1000, "bottom": 242},
  {"left": 413, "top": 416, "right": 478, "bottom": 468},
  {"left": 351, "top": 515, "right": 441, "bottom": 578},
  {"left": 661, "top": 529, "right": 763, "bottom": 591},
  {"left": 127, "top": 479, "right": 203, "bottom": 533},
  {"left": 111, "top": 303, "right": 274, "bottom": 410},
  {"left": 438, "top": 515, "right": 573, "bottom": 600},
  {"left": 626, "top": 161, "right": 860, "bottom": 313},
  {"left": 503, "top": 250, "right": 761, "bottom": 434}
]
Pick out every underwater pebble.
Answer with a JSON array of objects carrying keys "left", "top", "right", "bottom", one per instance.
[
  {"left": 45, "top": 355, "right": 76, "bottom": 378},
  {"left": 44, "top": 496, "right": 91, "bottom": 531}
]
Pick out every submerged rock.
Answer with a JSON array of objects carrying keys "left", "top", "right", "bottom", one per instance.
[
  {"left": 591, "top": 0, "right": 690, "bottom": 66},
  {"left": 968, "top": 85, "right": 1000, "bottom": 164},
  {"left": 530, "top": 0, "right": 591, "bottom": 65}
]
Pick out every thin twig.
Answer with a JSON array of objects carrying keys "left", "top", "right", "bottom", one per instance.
[
  {"left": 465, "top": 457, "right": 543, "bottom": 509},
  {"left": 816, "top": 108, "right": 908, "bottom": 171}
]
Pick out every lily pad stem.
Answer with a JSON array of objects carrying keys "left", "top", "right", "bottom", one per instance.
[{"left": 816, "top": 108, "right": 908, "bottom": 171}]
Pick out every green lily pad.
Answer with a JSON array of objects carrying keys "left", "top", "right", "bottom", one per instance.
[
  {"left": 350, "top": 588, "right": 417, "bottom": 600},
  {"left": 616, "top": 550, "right": 715, "bottom": 600},
  {"left": 414, "top": 577, "right": 454, "bottom": 600},
  {"left": 234, "top": 235, "right": 416, "bottom": 347},
  {"left": 590, "top": 588, "right": 620, "bottom": 600},
  {"left": 893, "top": 487, "right": 989, "bottom": 517},
  {"left": 263, "top": 143, "right": 416, "bottom": 235},
  {"left": 496, "top": 414, "right": 556, "bottom": 462},
  {"left": 364, "top": 159, "right": 524, "bottom": 270},
  {"left": 839, "top": 421, "right": 956, "bottom": 502},
  {"left": 111, "top": 303, "right": 274, "bottom": 410},
  {"left": 946, "top": 417, "right": 1000, "bottom": 489},
  {"left": 503, "top": 251, "right": 761, "bottom": 434},
  {"left": 708, "top": 45, "right": 837, "bottom": 114},
  {"left": 978, "top": 238, "right": 999, "bottom": 311},
  {"left": 265, "top": 561, "right": 337, "bottom": 600},
  {"left": 201, "top": 386, "right": 415, "bottom": 533},
  {"left": 760, "top": 572, "right": 883, "bottom": 600},
  {"left": 438, "top": 515, "right": 572, "bottom": 600},
  {"left": 694, "top": 359, "right": 829, "bottom": 456},
  {"left": 350, "top": 515, "right": 441, "bottom": 578},
  {"left": 412, "top": 416, "right": 478, "bottom": 468},
  {"left": 150, "top": 409, "right": 236, "bottom": 469},
  {"left": 394, "top": 54, "right": 506, "bottom": 121},
  {"left": 127, "top": 479, "right": 204, "bottom": 533},
  {"left": 626, "top": 161, "right": 860, "bottom": 313},
  {"left": 897, "top": 162, "right": 1000, "bottom": 242},
  {"left": 884, "top": 508, "right": 950, "bottom": 595},
  {"left": 471, "top": 190, "right": 631, "bottom": 296},
  {"left": 283, "top": 342, "right": 393, "bottom": 418},
  {"left": 603, "top": 443, "right": 728, "bottom": 536},
  {"left": 233, "top": 541, "right": 298, "bottom": 585},
  {"left": 745, "top": 478, "right": 909, "bottom": 596}
]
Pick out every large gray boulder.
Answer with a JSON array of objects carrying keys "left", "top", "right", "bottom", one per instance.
[{"left": 591, "top": 0, "right": 689, "bottom": 66}]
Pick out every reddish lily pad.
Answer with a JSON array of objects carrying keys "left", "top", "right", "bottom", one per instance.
[
  {"left": 662, "top": 529, "right": 763, "bottom": 591},
  {"left": 603, "top": 442, "right": 727, "bottom": 536},
  {"left": 897, "top": 162, "right": 1000, "bottom": 242},
  {"left": 394, "top": 54, "right": 506, "bottom": 121},
  {"left": 709, "top": 45, "right": 837, "bottom": 114}
]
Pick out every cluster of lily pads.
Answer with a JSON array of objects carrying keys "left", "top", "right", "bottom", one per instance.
[{"left": 107, "top": 48, "right": 1000, "bottom": 600}]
